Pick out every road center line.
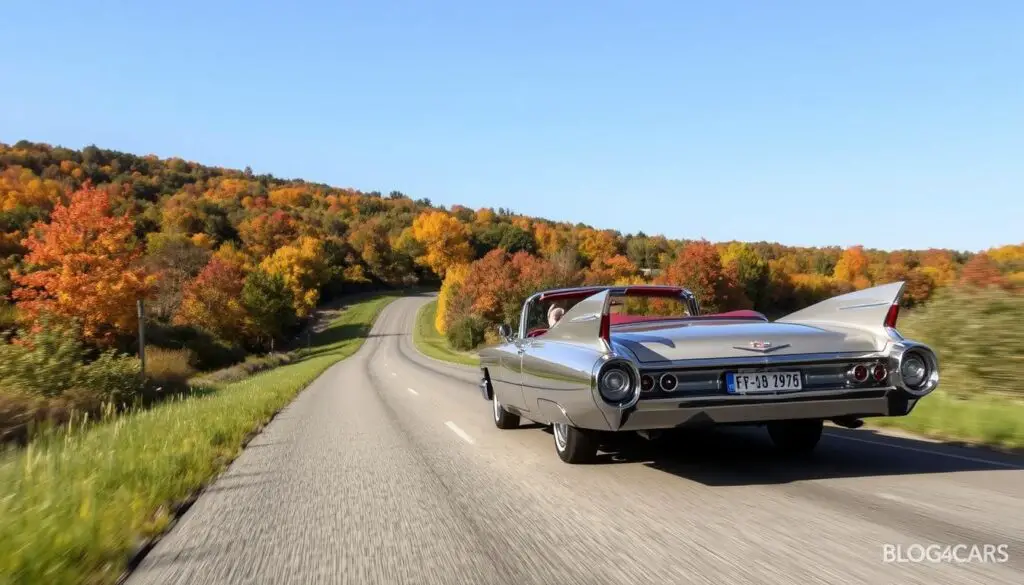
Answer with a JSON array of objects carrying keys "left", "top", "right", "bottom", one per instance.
[
  {"left": 826, "top": 432, "right": 1021, "bottom": 469},
  {"left": 407, "top": 387, "right": 419, "bottom": 396},
  {"left": 445, "top": 421, "right": 475, "bottom": 445}
]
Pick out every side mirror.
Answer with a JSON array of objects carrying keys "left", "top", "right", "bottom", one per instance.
[{"left": 497, "top": 324, "right": 513, "bottom": 342}]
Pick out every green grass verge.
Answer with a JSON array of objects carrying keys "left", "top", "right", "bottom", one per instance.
[
  {"left": 413, "top": 300, "right": 480, "bottom": 366},
  {"left": 867, "top": 389, "right": 1024, "bottom": 451},
  {"left": 0, "top": 293, "right": 398, "bottom": 585}
]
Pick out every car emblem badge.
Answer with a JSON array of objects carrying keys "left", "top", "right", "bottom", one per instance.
[{"left": 734, "top": 340, "right": 790, "bottom": 353}]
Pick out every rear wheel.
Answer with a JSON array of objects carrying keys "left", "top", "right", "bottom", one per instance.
[
  {"left": 767, "top": 419, "right": 824, "bottom": 454},
  {"left": 553, "top": 422, "right": 599, "bottom": 464},
  {"left": 492, "top": 393, "right": 520, "bottom": 429}
]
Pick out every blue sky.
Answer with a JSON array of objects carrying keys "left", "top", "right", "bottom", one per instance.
[{"left": 2, "top": 1, "right": 1021, "bottom": 252}]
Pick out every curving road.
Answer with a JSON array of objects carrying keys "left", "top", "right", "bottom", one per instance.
[{"left": 127, "top": 294, "right": 1024, "bottom": 585}]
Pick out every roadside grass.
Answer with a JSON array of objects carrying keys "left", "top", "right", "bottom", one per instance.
[
  {"left": 0, "top": 293, "right": 397, "bottom": 585},
  {"left": 413, "top": 300, "right": 480, "bottom": 367},
  {"left": 867, "top": 389, "right": 1024, "bottom": 451}
]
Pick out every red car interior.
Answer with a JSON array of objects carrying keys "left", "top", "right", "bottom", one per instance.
[{"left": 526, "top": 309, "right": 768, "bottom": 338}]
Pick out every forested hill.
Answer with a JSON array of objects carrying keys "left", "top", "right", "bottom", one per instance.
[{"left": 1, "top": 139, "right": 1020, "bottom": 359}]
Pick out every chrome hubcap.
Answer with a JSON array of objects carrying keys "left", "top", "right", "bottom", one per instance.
[
  {"left": 553, "top": 423, "right": 568, "bottom": 451},
  {"left": 493, "top": 395, "right": 501, "bottom": 421}
]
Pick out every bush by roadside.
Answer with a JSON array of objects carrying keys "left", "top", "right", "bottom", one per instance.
[
  {"left": 0, "top": 318, "right": 146, "bottom": 444},
  {"left": 867, "top": 285, "right": 1024, "bottom": 449},
  {"left": 413, "top": 300, "right": 480, "bottom": 366},
  {"left": 898, "top": 285, "right": 1022, "bottom": 398}
]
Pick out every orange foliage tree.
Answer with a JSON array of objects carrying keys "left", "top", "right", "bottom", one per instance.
[
  {"left": 959, "top": 253, "right": 1008, "bottom": 289},
  {"left": 654, "top": 240, "right": 749, "bottom": 313},
  {"left": 11, "top": 186, "right": 155, "bottom": 345},
  {"left": 833, "top": 245, "right": 871, "bottom": 289}
]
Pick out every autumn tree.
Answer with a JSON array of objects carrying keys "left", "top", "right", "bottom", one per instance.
[
  {"left": 411, "top": 211, "right": 473, "bottom": 279},
  {"left": 11, "top": 186, "right": 155, "bottom": 345},
  {"left": 174, "top": 245, "right": 250, "bottom": 342},
  {"left": 583, "top": 254, "right": 638, "bottom": 285},
  {"left": 833, "top": 245, "right": 871, "bottom": 289},
  {"left": 720, "top": 242, "right": 770, "bottom": 309},
  {"left": 238, "top": 210, "right": 299, "bottom": 259},
  {"left": 654, "top": 240, "right": 749, "bottom": 313},
  {"left": 144, "top": 232, "right": 212, "bottom": 319},
  {"left": 959, "top": 253, "right": 1007, "bottom": 289},
  {"left": 260, "top": 236, "right": 330, "bottom": 318}
]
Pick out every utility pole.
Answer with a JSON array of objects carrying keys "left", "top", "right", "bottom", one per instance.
[{"left": 137, "top": 299, "right": 147, "bottom": 380}]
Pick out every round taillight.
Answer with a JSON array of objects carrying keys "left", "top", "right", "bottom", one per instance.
[
  {"left": 598, "top": 366, "right": 633, "bottom": 403},
  {"left": 640, "top": 375, "right": 655, "bottom": 393},
  {"left": 900, "top": 353, "right": 928, "bottom": 388},
  {"left": 872, "top": 364, "right": 887, "bottom": 382},
  {"left": 659, "top": 373, "right": 677, "bottom": 392},
  {"left": 850, "top": 365, "right": 868, "bottom": 383}
]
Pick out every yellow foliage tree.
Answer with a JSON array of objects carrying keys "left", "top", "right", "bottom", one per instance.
[
  {"left": 436, "top": 263, "right": 471, "bottom": 335},
  {"left": 269, "top": 186, "right": 313, "bottom": 208},
  {"left": 833, "top": 245, "right": 870, "bottom": 288},
  {"left": 577, "top": 228, "right": 619, "bottom": 265},
  {"left": 533, "top": 222, "right": 569, "bottom": 259},
  {"left": 259, "top": 236, "right": 329, "bottom": 318},
  {"left": 411, "top": 211, "right": 473, "bottom": 279},
  {"left": 0, "top": 166, "right": 63, "bottom": 212}
]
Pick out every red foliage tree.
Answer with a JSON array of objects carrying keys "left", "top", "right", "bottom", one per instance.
[
  {"left": 174, "top": 247, "right": 251, "bottom": 341},
  {"left": 959, "top": 253, "right": 1008, "bottom": 289}
]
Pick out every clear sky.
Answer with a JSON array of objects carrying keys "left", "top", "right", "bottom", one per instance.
[{"left": 2, "top": 1, "right": 1021, "bottom": 252}]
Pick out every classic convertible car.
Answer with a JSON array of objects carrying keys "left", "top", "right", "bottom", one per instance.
[{"left": 478, "top": 282, "right": 939, "bottom": 463}]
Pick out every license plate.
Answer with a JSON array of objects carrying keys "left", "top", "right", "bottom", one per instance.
[{"left": 726, "top": 371, "right": 802, "bottom": 393}]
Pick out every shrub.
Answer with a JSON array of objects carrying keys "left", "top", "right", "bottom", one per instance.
[
  {"left": 446, "top": 315, "right": 487, "bottom": 351},
  {"left": 196, "top": 352, "right": 295, "bottom": 386},
  {"left": 144, "top": 346, "right": 197, "bottom": 391},
  {"left": 0, "top": 317, "right": 142, "bottom": 403},
  {"left": 143, "top": 321, "right": 246, "bottom": 370},
  {"left": 900, "top": 285, "right": 1024, "bottom": 397}
]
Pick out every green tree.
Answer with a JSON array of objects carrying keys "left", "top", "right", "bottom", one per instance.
[{"left": 242, "top": 269, "right": 298, "bottom": 350}]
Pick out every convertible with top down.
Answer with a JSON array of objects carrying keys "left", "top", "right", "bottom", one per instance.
[{"left": 477, "top": 282, "right": 939, "bottom": 463}]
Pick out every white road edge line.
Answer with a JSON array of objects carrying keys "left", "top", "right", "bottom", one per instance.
[
  {"left": 826, "top": 432, "right": 1021, "bottom": 469},
  {"left": 445, "top": 421, "right": 475, "bottom": 445},
  {"left": 407, "top": 387, "right": 419, "bottom": 396}
]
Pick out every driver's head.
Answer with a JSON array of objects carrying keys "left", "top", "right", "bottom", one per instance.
[{"left": 547, "top": 303, "right": 565, "bottom": 327}]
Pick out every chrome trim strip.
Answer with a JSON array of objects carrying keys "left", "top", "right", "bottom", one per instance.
[
  {"left": 838, "top": 301, "right": 890, "bottom": 310},
  {"left": 635, "top": 350, "right": 888, "bottom": 370},
  {"left": 638, "top": 386, "right": 896, "bottom": 405}
]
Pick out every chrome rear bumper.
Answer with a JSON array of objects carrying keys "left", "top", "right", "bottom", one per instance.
[{"left": 594, "top": 388, "right": 915, "bottom": 431}]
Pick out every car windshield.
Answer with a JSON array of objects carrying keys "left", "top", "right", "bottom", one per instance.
[{"left": 523, "top": 292, "right": 692, "bottom": 335}]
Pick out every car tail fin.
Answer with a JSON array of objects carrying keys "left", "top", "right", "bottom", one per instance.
[
  {"left": 776, "top": 281, "right": 906, "bottom": 331},
  {"left": 542, "top": 289, "right": 614, "bottom": 351}
]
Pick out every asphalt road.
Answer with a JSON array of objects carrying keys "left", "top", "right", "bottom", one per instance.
[{"left": 127, "top": 294, "right": 1024, "bottom": 585}]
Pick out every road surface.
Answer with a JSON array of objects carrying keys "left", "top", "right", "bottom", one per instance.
[{"left": 127, "top": 294, "right": 1024, "bottom": 585}]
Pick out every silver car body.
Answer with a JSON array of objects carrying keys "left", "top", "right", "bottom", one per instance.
[{"left": 478, "top": 282, "right": 939, "bottom": 432}]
